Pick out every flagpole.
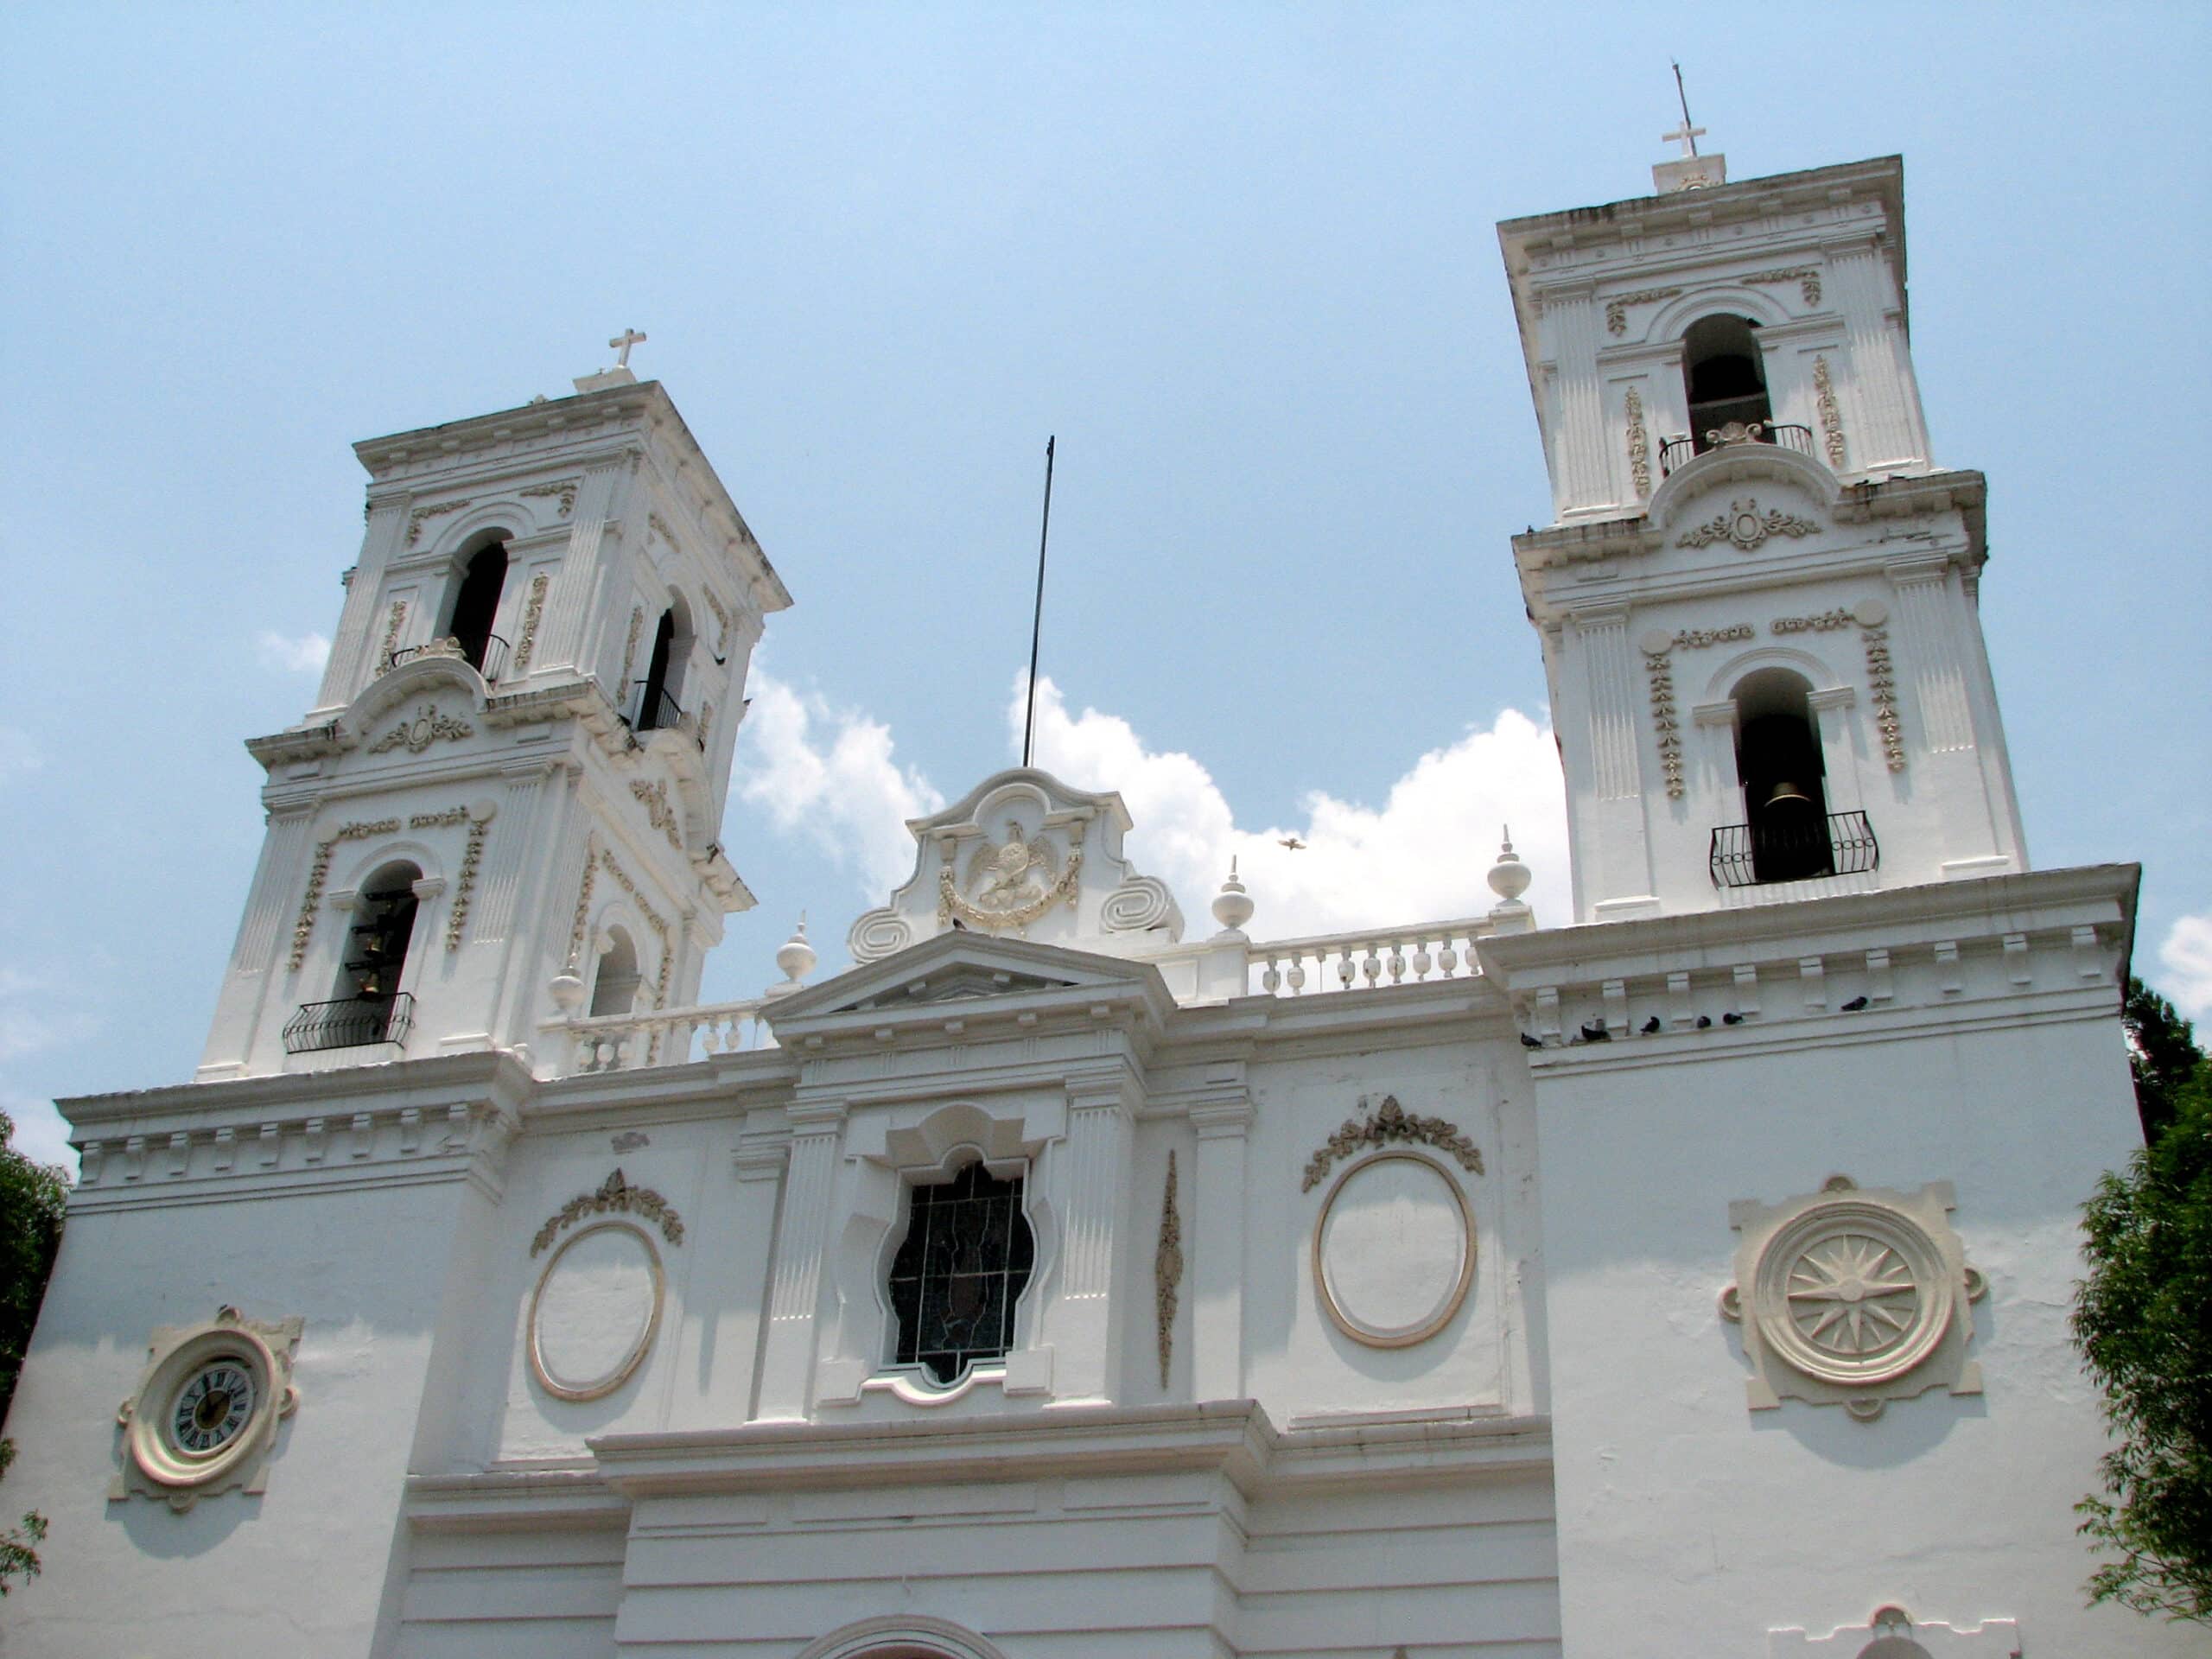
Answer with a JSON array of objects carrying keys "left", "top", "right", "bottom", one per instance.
[{"left": 1021, "top": 435, "right": 1056, "bottom": 769}]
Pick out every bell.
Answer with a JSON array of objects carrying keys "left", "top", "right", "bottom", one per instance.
[{"left": 1763, "top": 780, "right": 1815, "bottom": 814}]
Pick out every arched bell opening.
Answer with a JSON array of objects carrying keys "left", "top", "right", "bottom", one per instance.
[
  {"left": 588, "top": 926, "right": 642, "bottom": 1018},
  {"left": 443, "top": 534, "right": 511, "bottom": 678},
  {"left": 1731, "top": 668, "right": 1832, "bottom": 881},
  {"left": 1683, "top": 313, "right": 1772, "bottom": 450},
  {"left": 336, "top": 861, "right": 423, "bottom": 1004},
  {"left": 635, "top": 594, "right": 695, "bottom": 732}
]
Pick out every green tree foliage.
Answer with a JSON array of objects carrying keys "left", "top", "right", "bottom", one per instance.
[
  {"left": 2074, "top": 1009, "right": 2212, "bottom": 1623},
  {"left": 0, "top": 1109, "right": 68, "bottom": 1596},
  {"left": 2125, "top": 976, "right": 2199, "bottom": 1145}
]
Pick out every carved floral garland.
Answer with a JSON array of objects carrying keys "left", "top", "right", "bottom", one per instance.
[
  {"left": 1605, "top": 287, "right": 1681, "bottom": 336},
  {"left": 1864, "top": 626, "right": 1905, "bottom": 772},
  {"left": 620, "top": 606, "right": 645, "bottom": 687},
  {"left": 377, "top": 601, "right": 408, "bottom": 673},
  {"left": 445, "top": 814, "right": 490, "bottom": 952},
  {"left": 630, "top": 779, "right": 683, "bottom": 850},
  {"left": 1155, "top": 1151, "right": 1183, "bottom": 1389},
  {"left": 1646, "top": 649, "right": 1685, "bottom": 799},
  {"left": 701, "top": 588, "right": 734, "bottom": 659},
  {"left": 1742, "top": 267, "right": 1821, "bottom": 307},
  {"left": 937, "top": 850, "right": 1083, "bottom": 930},
  {"left": 1814, "top": 354, "right": 1847, "bottom": 470},
  {"left": 518, "top": 478, "right": 579, "bottom": 517},
  {"left": 530, "top": 1167, "right": 684, "bottom": 1255},
  {"left": 510, "top": 571, "right": 550, "bottom": 674},
  {"left": 288, "top": 817, "right": 399, "bottom": 971},
  {"left": 1624, "top": 385, "right": 1649, "bottom": 499},
  {"left": 406, "top": 498, "right": 473, "bottom": 547},
  {"left": 1300, "top": 1096, "right": 1484, "bottom": 1192}
]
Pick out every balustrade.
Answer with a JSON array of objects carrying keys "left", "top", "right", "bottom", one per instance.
[
  {"left": 556, "top": 997, "right": 768, "bottom": 1074},
  {"left": 1248, "top": 919, "right": 1493, "bottom": 996}
]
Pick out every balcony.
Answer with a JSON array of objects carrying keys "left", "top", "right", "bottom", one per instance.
[
  {"left": 388, "top": 633, "right": 511, "bottom": 683},
  {"left": 1660, "top": 421, "right": 1815, "bottom": 479},
  {"left": 282, "top": 992, "right": 415, "bottom": 1055},
  {"left": 630, "top": 680, "right": 695, "bottom": 741},
  {"left": 1710, "top": 810, "right": 1878, "bottom": 889}
]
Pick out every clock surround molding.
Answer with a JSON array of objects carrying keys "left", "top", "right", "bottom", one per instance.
[{"left": 112, "top": 1305, "right": 302, "bottom": 1512}]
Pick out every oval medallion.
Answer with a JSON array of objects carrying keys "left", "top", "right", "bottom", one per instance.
[
  {"left": 1313, "top": 1151, "right": 1475, "bottom": 1348},
  {"left": 528, "top": 1220, "right": 664, "bottom": 1402}
]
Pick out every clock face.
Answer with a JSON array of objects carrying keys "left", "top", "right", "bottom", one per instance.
[{"left": 168, "top": 1358, "right": 257, "bottom": 1455}]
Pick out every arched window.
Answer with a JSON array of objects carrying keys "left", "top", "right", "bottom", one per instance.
[
  {"left": 588, "top": 926, "right": 642, "bottom": 1018},
  {"left": 1731, "top": 667, "right": 1831, "bottom": 882},
  {"left": 443, "top": 537, "right": 510, "bottom": 678},
  {"left": 887, "top": 1160, "right": 1035, "bottom": 1385},
  {"left": 1682, "top": 313, "right": 1772, "bottom": 449},
  {"left": 635, "top": 596, "right": 693, "bottom": 732}
]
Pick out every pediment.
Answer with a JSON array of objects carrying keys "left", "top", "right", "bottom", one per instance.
[
  {"left": 1648, "top": 442, "right": 1840, "bottom": 547},
  {"left": 347, "top": 653, "right": 492, "bottom": 730},
  {"left": 765, "top": 929, "right": 1166, "bottom": 1032}
]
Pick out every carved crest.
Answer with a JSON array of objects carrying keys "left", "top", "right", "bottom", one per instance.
[
  {"left": 938, "top": 820, "right": 1083, "bottom": 930},
  {"left": 368, "top": 702, "right": 474, "bottom": 754},
  {"left": 1301, "top": 1096, "right": 1484, "bottom": 1192}
]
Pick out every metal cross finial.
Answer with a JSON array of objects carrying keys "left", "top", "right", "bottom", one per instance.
[
  {"left": 608, "top": 327, "right": 647, "bottom": 368},
  {"left": 1662, "top": 61, "right": 1704, "bottom": 158}
]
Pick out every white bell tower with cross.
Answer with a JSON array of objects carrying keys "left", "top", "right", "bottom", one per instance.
[
  {"left": 1496, "top": 149, "right": 2026, "bottom": 924},
  {"left": 196, "top": 353, "right": 792, "bottom": 1080}
]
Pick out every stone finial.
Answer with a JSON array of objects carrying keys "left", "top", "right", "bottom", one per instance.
[
  {"left": 1211, "top": 857, "right": 1255, "bottom": 938},
  {"left": 1488, "top": 827, "right": 1532, "bottom": 904},
  {"left": 766, "top": 916, "right": 817, "bottom": 1000}
]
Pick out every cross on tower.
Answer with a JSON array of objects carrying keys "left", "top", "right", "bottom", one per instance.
[
  {"left": 609, "top": 327, "right": 647, "bottom": 368},
  {"left": 1660, "top": 117, "right": 1706, "bottom": 159}
]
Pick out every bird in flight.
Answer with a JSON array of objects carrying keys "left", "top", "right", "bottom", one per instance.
[{"left": 1279, "top": 836, "right": 1306, "bottom": 850}]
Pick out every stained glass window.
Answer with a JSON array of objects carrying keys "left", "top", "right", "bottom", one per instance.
[{"left": 887, "top": 1160, "right": 1035, "bottom": 1385}]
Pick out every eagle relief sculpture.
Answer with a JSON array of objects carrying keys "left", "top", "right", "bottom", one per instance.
[{"left": 938, "top": 820, "right": 1084, "bottom": 931}]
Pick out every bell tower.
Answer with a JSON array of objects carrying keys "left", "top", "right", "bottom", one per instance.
[
  {"left": 197, "top": 362, "right": 791, "bottom": 1080},
  {"left": 1497, "top": 150, "right": 2027, "bottom": 923}
]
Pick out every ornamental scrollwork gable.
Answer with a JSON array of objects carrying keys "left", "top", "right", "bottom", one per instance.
[{"left": 1721, "top": 1175, "right": 1987, "bottom": 1421}]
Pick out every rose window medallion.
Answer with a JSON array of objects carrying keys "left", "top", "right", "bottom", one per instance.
[{"left": 1726, "top": 1179, "right": 1984, "bottom": 1419}]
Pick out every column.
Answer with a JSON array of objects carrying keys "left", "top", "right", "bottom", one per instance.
[
  {"left": 1052, "top": 1072, "right": 1135, "bottom": 1402},
  {"left": 753, "top": 1103, "right": 845, "bottom": 1421},
  {"left": 313, "top": 497, "right": 410, "bottom": 715},
  {"left": 1188, "top": 1093, "right": 1254, "bottom": 1402},
  {"left": 1889, "top": 556, "right": 2001, "bottom": 872},
  {"left": 531, "top": 451, "right": 635, "bottom": 677}
]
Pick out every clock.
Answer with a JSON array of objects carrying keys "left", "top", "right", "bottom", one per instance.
[
  {"left": 168, "top": 1358, "right": 258, "bottom": 1456},
  {"left": 114, "top": 1306, "right": 302, "bottom": 1511}
]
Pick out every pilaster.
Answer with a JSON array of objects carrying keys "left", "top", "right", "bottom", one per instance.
[
  {"left": 1187, "top": 1091, "right": 1254, "bottom": 1402},
  {"left": 1828, "top": 234, "right": 1925, "bottom": 473},
  {"left": 1544, "top": 286, "right": 1612, "bottom": 518},
  {"left": 1052, "top": 1071, "right": 1136, "bottom": 1402},
  {"left": 754, "top": 1101, "right": 846, "bottom": 1421}
]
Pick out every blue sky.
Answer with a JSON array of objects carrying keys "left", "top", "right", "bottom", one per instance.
[{"left": 3, "top": 4, "right": 2208, "bottom": 1167}]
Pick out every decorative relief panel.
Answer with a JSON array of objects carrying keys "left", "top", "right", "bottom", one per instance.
[
  {"left": 1312, "top": 1150, "right": 1475, "bottom": 1349},
  {"left": 1722, "top": 1176, "right": 1986, "bottom": 1420},
  {"left": 405, "top": 498, "right": 474, "bottom": 546},
  {"left": 113, "top": 1306, "right": 302, "bottom": 1510},
  {"left": 518, "top": 478, "right": 579, "bottom": 517},
  {"left": 1605, "top": 287, "right": 1681, "bottom": 335},
  {"left": 1741, "top": 266, "right": 1822, "bottom": 307},
  {"left": 367, "top": 702, "right": 473, "bottom": 754},
  {"left": 1677, "top": 497, "right": 1821, "bottom": 551},
  {"left": 377, "top": 600, "right": 408, "bottom": 671},
  {"left": 630, "top": 778, "right": 683, "bottom": 850},
  {"left": 531, "top": 1166, "right": 686, "bottom": 1255}
]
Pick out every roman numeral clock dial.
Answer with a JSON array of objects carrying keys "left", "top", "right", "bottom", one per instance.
[{"left": 169, "top": 1362, "right": 257, "bottom": 1453}]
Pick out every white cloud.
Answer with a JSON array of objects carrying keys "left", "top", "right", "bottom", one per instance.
[
  {"left": 256, "top": 630, "right": 331, "bottom": 674},
  {"left": 2158, "top": 911, "right": 2212, "bottom": 1021},
  {"left": 1012, "top": 676, "right": 1571, "bottom": 940},
  {"left": 2, "top": 1090, "right": 76, "bottom": 1175},
  {"left": 732, "top": 672, "right": 946, "bottom": 894}
]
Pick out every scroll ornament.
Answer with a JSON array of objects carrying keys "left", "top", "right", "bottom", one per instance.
[{"left": 1301, "top": 1096, "right": 1484, "bottom": 1192}]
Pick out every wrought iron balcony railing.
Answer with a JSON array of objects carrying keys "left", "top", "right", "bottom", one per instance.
[
  {"left": 1709, "top": 810, "right": 1878, "bottom": 889},
  {"left": 386, "top": 633, "right": 511, "bottom": 683},
  {"left": 630, "top": 681, "right": 690, "bottom": 738},
  {"left": 283, "top": 992, "right": 415, "bottom": 1055},
  {"left": 1659, "top": 421, "right": 1815, "bottom": 479}
]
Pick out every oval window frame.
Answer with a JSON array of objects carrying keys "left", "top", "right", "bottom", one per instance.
[
  {"left": 527, "top": 1218, "right": 666, "bottom": 1402},
  {"left": 1310, "top": 1149, "right": 1477, "bottom": 1349}
]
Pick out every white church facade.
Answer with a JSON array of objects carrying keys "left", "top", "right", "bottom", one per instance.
[{"left": 4, "top": 149, "right": 2182, "bottom": 1657}]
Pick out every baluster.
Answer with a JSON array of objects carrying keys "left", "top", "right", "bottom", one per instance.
[
  {"left": 1411, "top": 938, "right": 1433, "bottom": 980},
  {"left": 1386, "top": 938, "right": 1408, "bottom": 982},
  {"left": 1361, "top": 944, "right": 1382, "bottom": 987},
  {"left": 1287, "top": 951, "right": 1307, "bottom": 995},
  {"left": 1438, "top": 936, "right": 1459, "bottom": 978},
  {"left": 1261, "top": 954, "right": 1281, "bottom": 995},
  {"left": 1336, "top": 948, "right": 1357, "bottom": 991}
]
